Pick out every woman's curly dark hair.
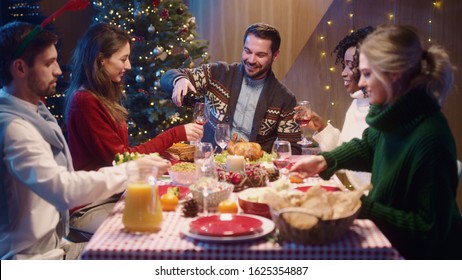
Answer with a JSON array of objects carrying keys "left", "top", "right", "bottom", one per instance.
[{"left": 332, "top": 26, "right": 374, "bottom": 82}]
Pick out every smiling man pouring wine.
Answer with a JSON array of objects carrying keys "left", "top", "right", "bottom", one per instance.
[{"left": 161, "top": 23, "right": 301, "bottom": 154}]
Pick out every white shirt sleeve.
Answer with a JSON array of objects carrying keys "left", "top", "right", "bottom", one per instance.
[
  {"left": 3, "top": 118, "right": 127, "bottom": 211},
  {"left": 312, "top": 122, "right": 341, "bottom": 152}
]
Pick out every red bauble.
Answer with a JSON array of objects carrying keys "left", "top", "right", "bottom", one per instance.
[
  {"left": 152, "top": 0, "right": 160, "bottom": 7},
  {"left": 161, "top": 8, "right": 169, "bottom": 19},
  {"left": 176, "top": 7, "right": 184, "bottom": 15}
]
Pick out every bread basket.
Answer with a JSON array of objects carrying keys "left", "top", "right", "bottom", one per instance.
[{"left": 270, "top": 203, "right": 361, "bottom": 245}]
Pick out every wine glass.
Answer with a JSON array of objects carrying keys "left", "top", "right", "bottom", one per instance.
[
  {"left": 193, "top": 102, "right": 207, "bottom": 126},
  {"left": 294, "top": 100, "right": 313, "bottom": 146},
  {"left": 194, "top": 142, "right": 218, "bottom": 215},
  {"left": 191, "top": 102, "right": 208, "bottom": 145},
  {"left": 272, "top": 140, "right": 292, "bottom": 179},
  {"left": 215, "top": 123, "right": 231, "bottom": 152}
]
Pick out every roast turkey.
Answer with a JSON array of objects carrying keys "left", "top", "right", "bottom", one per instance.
[{"left": 226, "top": 133, "right": 264, "bottom": 161}]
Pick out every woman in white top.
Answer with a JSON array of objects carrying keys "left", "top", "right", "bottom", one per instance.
[{"left": 304, "top": 26, "right": 374, "bottom": 191}]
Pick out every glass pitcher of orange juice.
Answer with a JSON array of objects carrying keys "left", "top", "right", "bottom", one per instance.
[{"left": 122, "top": 162, "right": 163, "bottom": 232}]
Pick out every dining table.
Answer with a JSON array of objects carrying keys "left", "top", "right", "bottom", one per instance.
[{"left": 80, "top": 169, "right": 403, "bottom": 260}]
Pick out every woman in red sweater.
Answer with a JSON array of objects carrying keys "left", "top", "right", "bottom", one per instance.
[
  {"left": 64, "top": 23, "right": 202, "bottom": 239},
  {"left": 65, "top": 23, "right": 203, "bottom": 172}
]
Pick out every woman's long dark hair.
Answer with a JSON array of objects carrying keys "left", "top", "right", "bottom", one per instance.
[{"left": 64, "top": 22, "right": 132, "bottom": 123}]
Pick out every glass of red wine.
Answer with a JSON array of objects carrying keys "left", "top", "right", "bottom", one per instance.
[
  {"left": 294, "top": 100, "right": 313, "bottom": 146},
  {"left": 191, "top": 102, "right": 208, "bottom": 145},
  {"left": 193, "top": 102, "right": 207, "bottom": 126},
  {"left": 272, "top": 140, "right": 292, "bottom": 179}
]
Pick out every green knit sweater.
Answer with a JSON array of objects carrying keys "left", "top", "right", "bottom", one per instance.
[{"left": 320, "top": 87, "right": 461, "bottom": 259}]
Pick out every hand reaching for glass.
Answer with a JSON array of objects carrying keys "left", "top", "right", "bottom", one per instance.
[
  {"left": 289, "top": 155, "right": 328, "bottom": 179},
  {"left": 184, "top": 123, "right": 204, "bottom": 142}
]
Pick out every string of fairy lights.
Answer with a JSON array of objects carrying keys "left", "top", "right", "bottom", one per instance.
[{"left": 6, "top": 1, "right": 41, "bottom": 18}]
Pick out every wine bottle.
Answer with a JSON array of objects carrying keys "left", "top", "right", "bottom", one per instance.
[{"left": 182, "top": 91, "right": 202, "bottom": 108}]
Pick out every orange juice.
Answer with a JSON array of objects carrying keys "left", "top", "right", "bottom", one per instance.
[{"left": 122, "top": 183, "right": 163, "bottom": 232}]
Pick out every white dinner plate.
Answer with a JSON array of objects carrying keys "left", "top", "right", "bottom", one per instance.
[{"left": 180, "top": 214, "right": 275, "bottom": 242}]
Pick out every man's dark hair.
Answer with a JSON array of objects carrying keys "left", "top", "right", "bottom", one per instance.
[
  {"left": 0, "top": 21, "right": 58, "bottom": 87},
  {"left": 243, "top": 23, "right": 281, "bottom": 54},
  {"left": 332, "top": 26, "right": 374, "bottom": 82}
]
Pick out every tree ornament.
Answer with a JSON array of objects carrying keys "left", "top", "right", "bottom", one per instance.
[
  {"left": 187, "top": 34, "right": 195, "bottom": 41},
  {"left": 176, "top": 7, "right": 184, "bottom": 15},
  {"left": 152, "top": 46, "right": 164, "bottom": 56},
  {"left": 161, "top": 8, "right": 169, "bottom": 19},
  {"left": 135, "top": 74, "right": 145, "bottom": 83},
  {"left": 134, "top": 9, "right": 142, "bottom": 18},
  {"left": 158, "top": 52, "right": 168, "bottom": 61},
  {"left": 187, "top": 17, "right": 196, "bottom": 26},
  {"left": 202, "top": 52, "right": 210, "bottom": 60},
  {"left": 148, "top": 24, "right": 155, "bottom": 33},
  {"left": 178, "top": 24, "right": 188, "bottom": 35},
  {"left": 152, "top": 0, "right": 160, "bottom": 7}
]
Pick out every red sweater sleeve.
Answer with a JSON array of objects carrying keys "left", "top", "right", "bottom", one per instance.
[
  {"left": 67, "top": 91, "right": 188, "bottom": 170},
  {"left": 129, "top": 125, "right": 187, "bottom": 154}
]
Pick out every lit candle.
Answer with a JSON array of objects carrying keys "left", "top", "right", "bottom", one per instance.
[{"left": 226, "top": 155, "right": 245, "bottom": 172}]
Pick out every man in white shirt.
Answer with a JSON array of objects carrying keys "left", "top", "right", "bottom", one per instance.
[{"left": 0, "top": 21, "right": 170, "bottom": 260}]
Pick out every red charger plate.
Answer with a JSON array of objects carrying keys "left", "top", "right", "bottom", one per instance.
[{"left": 189, "top": 214, "right": 263, "bottom": 237}]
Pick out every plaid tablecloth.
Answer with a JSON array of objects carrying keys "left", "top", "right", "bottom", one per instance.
[{"left": 80, "top": 198, "right": 403, "bottom": 260}]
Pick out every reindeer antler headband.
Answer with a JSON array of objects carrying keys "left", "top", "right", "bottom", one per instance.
[{"left": 12, "top": 0, "right": 90, "bottom": 59}]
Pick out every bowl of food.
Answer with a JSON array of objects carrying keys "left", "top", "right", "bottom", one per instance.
[
  {"left": 237, "top": 187, "right": 272, "bottom": 219},
  {"left": 189, "top": 178, "right": 234, "bottom": 210},
  {"left": 168, "top": 162, "right": 197, "bottom": 186}
]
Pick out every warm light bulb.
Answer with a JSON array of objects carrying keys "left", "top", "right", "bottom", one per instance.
[
  {"left": 325, "top": 85, "right": 331, "bottom": 90},
  {"left": 327, "top": 20, "right": 332, "bottom": 25}
]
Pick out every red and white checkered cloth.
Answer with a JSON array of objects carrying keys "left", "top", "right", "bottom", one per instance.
[{"left": 80, "top": 199, "right": 402, "bottom": 260}]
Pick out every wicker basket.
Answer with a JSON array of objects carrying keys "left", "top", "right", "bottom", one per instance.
[{"left": 270, "top": 203, "right": 361, "bottom": 245}]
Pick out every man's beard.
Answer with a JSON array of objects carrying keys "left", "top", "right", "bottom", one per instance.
[
  {"left": 28, "top": 72, "right": 57, "bottom": 97},
  {"left": 244, "top": 59, "right": 273, "bottom": 80}
]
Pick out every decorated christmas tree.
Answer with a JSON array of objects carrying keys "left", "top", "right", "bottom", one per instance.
[{"left": 92, "top": 0, "right": 209, "bottom": 145}]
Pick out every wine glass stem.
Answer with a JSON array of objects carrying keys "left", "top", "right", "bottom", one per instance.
[
  {"left": 203, "top": 192, "right": 209, "bottom": 216},
  {"left": 281, "top": 168, "right": 289, "bottom": 179}
]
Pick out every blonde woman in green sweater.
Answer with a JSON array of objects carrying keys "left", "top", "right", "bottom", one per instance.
[{"left": 290, "top": 25, "right": 461, "bottom": 259}]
